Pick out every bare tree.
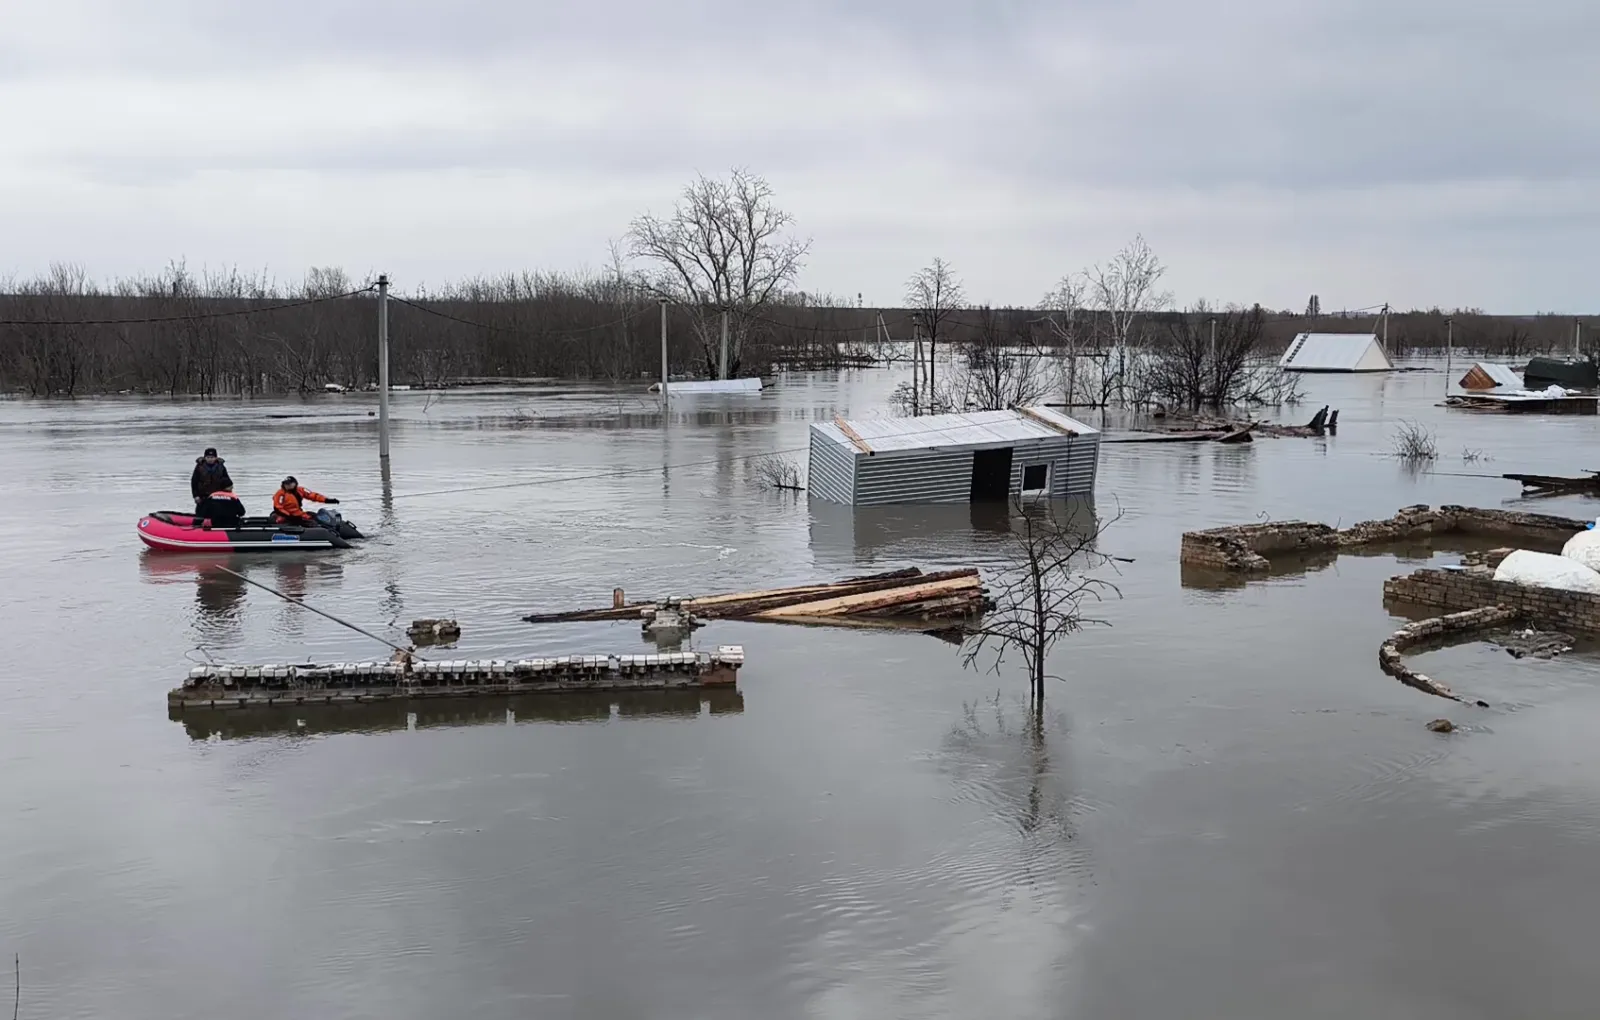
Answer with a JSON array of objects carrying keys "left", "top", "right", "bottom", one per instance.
[
  {"left": 962, "top": 499, "right": 1121, "bottom": 706},
  {"left": 627, "top": 168, "right": 811, "bottom": 379},
  {"left": 1145, "top": 302, "right": 1299, "bottom": 409},
  {"left": 751, "top": 454, "right": 805, "bottom": 492},
  {"left": 906, "top": 258, "right": 965, "bottom": 414},
  {"left": 944, "top": 307, "right": 1053, "bottom": 411},
  {"left": 1041, "top": 271, "right": 1089, "bottom": 406},
  {"left": 1086, "top": 235, "right": 1171, "bottom": 404}
]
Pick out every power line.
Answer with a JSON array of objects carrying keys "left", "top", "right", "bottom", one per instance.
[
  {"left": 0, "top": 287, "right": 375, "bottom": 327},
  {"left": 390, "top": 296, "right": 650, "bottom": 339}
]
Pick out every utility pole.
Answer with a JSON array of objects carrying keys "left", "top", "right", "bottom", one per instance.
[
  {"left": 719, "top": 309, "right": 730, "bottom": 380},
  {"left": 1208, "top": 317, "right": 1217, "bottom": 403},
  {"left": 377, "top": 274, "right": 390, "bottom": 463},
  {"left": 1381, "top": 303, "right": 1390, "bottom": 352},
  {"left": 1445, "top": 317, "right": 1453, "bottom": 397},
  {"left": 1575, "top": 318, "right": 1582, "bottom": 359},
  {"left": 912, "top": 322, "right": 923, "bottom": 416},
  {"left": 659, "top": 299, "right": 669, "bottom": 404}
]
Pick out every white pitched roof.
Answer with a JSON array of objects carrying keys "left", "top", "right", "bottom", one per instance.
[
  {"left": 812, "top": 406, "right": 1098, "bottom": 455},
  {"left": 1278, "top": 332, "right": 1394, "bottom": 372}
]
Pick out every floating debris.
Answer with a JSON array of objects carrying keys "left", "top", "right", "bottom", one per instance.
[
  {"left": 1487, "top": 628, "right": 1574, "bottom": 660},
  {"left": 524, "top": 567, "right": 990, "bottom": 634},
  {"left": 407, "top": 618, "right": 462, "bottom": 644},
  {"left": 1426, "top": 718, "right": 1456, "bottom": 733}
]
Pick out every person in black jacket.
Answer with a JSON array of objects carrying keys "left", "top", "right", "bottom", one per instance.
[{"left": 191, "top": 448, "right": 234, "bottom": 503}]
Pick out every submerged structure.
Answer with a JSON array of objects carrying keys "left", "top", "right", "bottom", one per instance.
[
  {"left": 649, "top": 378, "right": 763, "bottom": 395},
  {"left": 1458, "top": 362, "right": 1523, "bottom": 391},
  {"left": 171, "top": 647, "right": 745, "bottom": 711},
  {"left": 1277, "top": 332, "right": 1394, "bottom": 373},
  {"left": 806, "top": 407, "right": 1100, "bottom": 505}
]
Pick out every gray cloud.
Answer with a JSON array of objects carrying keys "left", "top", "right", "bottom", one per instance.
[{"left": 0, "top": 0, "right": 1594, "bottom": 311}]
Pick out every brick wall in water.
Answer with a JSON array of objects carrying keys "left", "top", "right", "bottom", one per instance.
[{"left": 1383, "top": 568, "right": 1600, "bottom": 634}]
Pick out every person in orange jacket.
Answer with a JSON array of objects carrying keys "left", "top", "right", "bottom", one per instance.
[{"left": 272, "top": 476, "right": 339, "bottom": 525}]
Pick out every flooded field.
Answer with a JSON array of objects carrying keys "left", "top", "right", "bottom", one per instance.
[{"left": 4, "top": 364, "right": 1600, "bottom": 1019}]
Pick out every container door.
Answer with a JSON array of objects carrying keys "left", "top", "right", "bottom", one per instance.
[{"left": 970, "top": 447, "right": 1014, "bottom": 501}]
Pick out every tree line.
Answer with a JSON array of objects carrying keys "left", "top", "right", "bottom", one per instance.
[{"left": 1, "top": 169, "right": 1591, "bottom": 397}]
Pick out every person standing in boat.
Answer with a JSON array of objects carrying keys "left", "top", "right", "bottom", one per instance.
[
  {"left": 190, "top": 447, "right": 233, "bottom": 504},
  {"left": 272, "top": 476, "right": 339, "bottom": 525}
]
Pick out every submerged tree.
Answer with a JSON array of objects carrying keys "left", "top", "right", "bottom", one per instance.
[
  {"left": 944, "top": 306, "right": 1053, "bottom": 412},
  {"left": 962, "top": 499, "right": 1121, "bottom": 706},
  {"left": 627, "top": 168, "right": 811, "bottom": 379},
  {"left": 905, "top": 258, "right": 966, "bottom": 414},
  {"left": 1085, "top": 234, "right": 1171, "bottom": 405},
  {"left": 1145, "top": 302, "right": 1299, "bottom": 409}
]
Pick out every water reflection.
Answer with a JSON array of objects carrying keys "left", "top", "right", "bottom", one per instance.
[
  {"left": 808, "top": 496, "right": 1098, "bottom": 567},
  {"left": 171, "top": 688, "right": 744, "bottom": 740}
]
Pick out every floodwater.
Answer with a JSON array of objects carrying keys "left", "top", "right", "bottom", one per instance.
[{"left": 4, "top": 365, "right": 1600, "bottom": 1019}]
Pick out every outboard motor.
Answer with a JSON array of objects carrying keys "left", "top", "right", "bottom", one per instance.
[{"left": 314, "top": 507, "right": 363, "bottom": 540}]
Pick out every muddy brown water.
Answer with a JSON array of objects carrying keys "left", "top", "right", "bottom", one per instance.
[{"left": 5, "top": 364, "right": 1600, "bottom": 1019}]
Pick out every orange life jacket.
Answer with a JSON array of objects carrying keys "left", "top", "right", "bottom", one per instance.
[{"left": 273, "top": 486, "right": 325, "bottom": 520}]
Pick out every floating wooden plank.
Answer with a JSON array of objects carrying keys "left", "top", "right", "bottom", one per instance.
[
  {"left": 752, "top": 575, "right": 984, "bottom": 618},
  {"left": 522, "top": 567, "right": 988, "bottom": 633},
  {"left": 1217, "top": 423, "right": 1256, "bottom": 444},
  {"left": 1017, "top": 406, "right": 1078, "bottom": 435},
  {"left": 833, "top": 415, "right": 874, "bottom": 454}
]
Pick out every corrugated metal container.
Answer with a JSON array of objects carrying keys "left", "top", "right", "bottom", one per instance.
[{"left": 807, "top": 407, "right": 1101, "bottom": 506}]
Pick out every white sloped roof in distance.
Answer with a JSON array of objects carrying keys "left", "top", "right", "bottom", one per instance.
[{"left": 1278, "top": 332, "right": 1394, "bottom": 371}]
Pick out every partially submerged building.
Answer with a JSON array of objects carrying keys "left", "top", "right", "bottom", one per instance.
[
  {"left": 1278, "top": 332, "right": 1394, "bottom": 373},
  {"left": 807, "top": 407, "right": 1100, "bottom": 506},
  {"left": 648, "top": 377, "right": 763, "bottom": 395},
  {"left": 1458, "top": 362, "right": 1522, "bottom": 391}
]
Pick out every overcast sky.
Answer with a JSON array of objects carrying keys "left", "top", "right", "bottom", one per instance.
[{"left": 2, "top": 0, "right": 1595, "bottom": 312}]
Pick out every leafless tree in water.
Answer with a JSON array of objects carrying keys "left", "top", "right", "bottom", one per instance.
[
  {"left": 751, "top": 454, "right": 805, "bottom": 491},
  {"left": 1041, "top": 271, "right": 1090, "bottom": 406},
  {"left": 1390, "top": 419, "right": 1439, "bottom": 462},
  {"left": 1145, "top": 302, "right": 1302, "bottom": 409},
  {"left": 1086, "top": 234, "right": 1171, "bottom": 405},
  {"left": 627, "top": 168, "right": 811, "bottom": 379},
  {"left": 963, "top": 499, "right": 1122, "bottom": 706},
  {"left": 905, "top": 258, "right": 966, "bottom": 414},
  {"left": 942, "top": 306, "right": 1053, "bottom": 412}
]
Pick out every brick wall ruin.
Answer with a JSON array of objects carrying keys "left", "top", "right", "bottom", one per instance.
[
  {"left": 1181, "top": 505, "right": 1587, "bottom": 573},
  {"left": 1383, "top": 567, "right": 1600, "bottom": 634},
  {"left": 1377, "top": 606, "right": 1520, "bottom": 703}
]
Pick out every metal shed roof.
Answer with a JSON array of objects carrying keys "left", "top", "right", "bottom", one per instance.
[
  {"left": 812, "top": 407, "right": 1098, "bottom": 455},
  {"left": 1278, "top": 332, "right": 1394, "bottom": 372}
]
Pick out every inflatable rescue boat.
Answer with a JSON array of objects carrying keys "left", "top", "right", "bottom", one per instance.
[{"left": 137, "top": 496, "right": 361, "bottom": 552}]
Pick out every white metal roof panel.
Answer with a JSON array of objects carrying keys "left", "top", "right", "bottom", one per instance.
[
  {"left": 1278, "top": 332, "right": 1393, "bottom": 371},
  {"left": 812, "top": 406, "right": 1098, "bottom": 455}
]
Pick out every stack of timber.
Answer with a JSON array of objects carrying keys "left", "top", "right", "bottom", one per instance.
[
  {"left": 522, "top": 567, "right": 990, "bottom": 633},
  {"left": 170, "top": 646, "right": 745, "bottom": 711}
]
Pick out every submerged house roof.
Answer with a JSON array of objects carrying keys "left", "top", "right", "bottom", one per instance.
[
  {"left": 1459, "top": 362, "right": 1523, "bottom": 391},
  {"left": 1278, "top": 332, "right": 1394, "bottom": 373},
  {"left": 811, "top": 407, "right": 1099, "bottom": 455}
]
